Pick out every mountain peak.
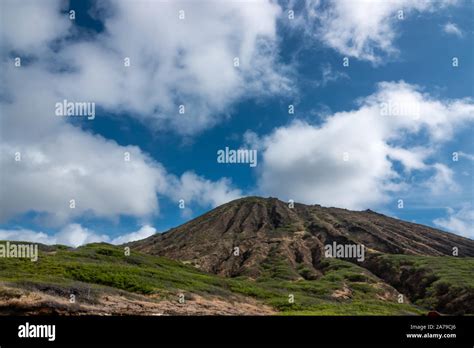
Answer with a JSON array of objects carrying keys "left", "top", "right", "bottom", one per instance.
[{"left": 131, "top": 196, "right": 474, "bottom": 278}]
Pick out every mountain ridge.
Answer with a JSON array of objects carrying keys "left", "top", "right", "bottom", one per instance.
[
  {"left": 130, "top": 196, "right": 474, "bottom": 279},
  {"left": 1, "top": 197, "right": 473, "bottom": 315}
]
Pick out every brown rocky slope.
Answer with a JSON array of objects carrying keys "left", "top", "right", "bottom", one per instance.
[{"left": 130, "top": 197, "right": 474, "bottom": 278}]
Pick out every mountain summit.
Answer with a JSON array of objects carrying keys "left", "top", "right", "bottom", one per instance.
[
  {"left": 130, "top": 197, "right": 474, "bottom": 278},
  {"left": 2, "top": 197, "right": 473, "bottom": 316}
]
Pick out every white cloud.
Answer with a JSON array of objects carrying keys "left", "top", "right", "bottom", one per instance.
[
  {"left": 386, "top": 146, "right": 430, "bottom": 171},
  {"left": 0, "top": 228, "right": 52, "bottom": 245},
  {"left": 434, "top": 206, "right": 474, "bottom": 238},
  {"left": 253, "top": 81, "right": 474, "bottom": 209},
  {"left": 255, "top": 120, "right": 398, "bottom": 209},
  {"left": 317, "top": 63, "right": 349, "bottom": 87},
  {"left": 0, "top": 123, "right": 240, "bottom": 223},
  {"left": 443, "top": 22, "right": 463, "bottom": 37},
  {"left": 0, "top": 224, "right": 105, "bottom": 247},
  {"left": 0, "top": 224, "right": 156, "bottom": 247},
  {"left": 0, "top": 62, "right": 241, "bottom": 224},
  {"left": 165, "top": 172, "right": 242, "bottom": 210},
  {"left": 0, "top": 63, "right": 168, "bottom": 223},
  {"left": 300, "top": 0, "right": 459, "bottom": 63},
  {"left": 110, "top": 225, "right": 156, "bottom": 245},
  {"left": 0, "top": 125, "right": 166, "bottom": 224},
  {"left": 426, "top": 163, "right": 459, "bottom": 195},
  {"left": 53, "top": 224, "right": 109, "bottom": 247},
  {"left": 0, "top": 1, "right": 248, "bottom": 224},
  {"left": 458, "top": 151, "right": 474, "bottom": 161},
  {"left": 54, "top": 0, "right": 293, "bottom": 135},
  {"left": 0, "top": 0, "right": 71, "bottom": 53}
]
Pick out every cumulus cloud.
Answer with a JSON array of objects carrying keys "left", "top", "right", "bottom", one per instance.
[
  {"left": 52, "top": 224, "right": 110, "bottom": 247},
  {"left": 426, "top": 163, "right": 460, "bottom": 195},
  {"left": 253, "top": 81, "right": 474, "bottom": 209},
  {"left": 434, "top": 206, "right": 474, "bottom": 238},
  {"left": 0, "top": 62, "right": 165, "bottom": 224},
  {"left": 0, "top": 0, "right": 71, "bottom": 53},
  {"left": 110, "top": 225, "right": 156, "bottom": 245},
  {"left": 443, "top": 22, "right": 463, "bottom": 37},
  {"left": 0, "top": 0, "right": 252, "bottom": 224},
  {"left": 298, "top": 0, "right": 459, "bottom": 63},
  {"left": 55, "top": 0, "right": 293, "bottom": 134},
  {"left": 0, "top": 224, "right": 156, "bottom": 247},
  {"left": 165, "top": 172, "right": 242, "bottom": 216},
  {"left": 0, "top": 224, "right": 106, "bottom": 247},
  {"left": 0, "top": 137, "right": 165, "bottom": 223},
  {"left": 0, "top": 228, "right": 52, "bottom": 245}
]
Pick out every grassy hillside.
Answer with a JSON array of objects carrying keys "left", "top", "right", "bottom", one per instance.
[
  {"left": 363, "top": 254, "right": 474, "bottom": 315},
  {"left": 0, "top": 243, "right": 471, "bottom": 315}
]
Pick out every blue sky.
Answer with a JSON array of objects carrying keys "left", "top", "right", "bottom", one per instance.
[{"left": 1, "top": 0, "right": 473, "bottom": 245}]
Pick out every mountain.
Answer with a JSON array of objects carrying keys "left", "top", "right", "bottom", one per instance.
[
  {"left": 0, "top": 242, "right": 433, "bottom": 316},
  {"left": 1, "top": 197, "right": 473, "bottom": 315},
  {"left": 130, "top": 197, "right": 474, "bottom": 278}
]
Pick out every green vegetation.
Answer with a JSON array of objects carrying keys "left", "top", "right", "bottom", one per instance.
[
  {"left": 366, "top": 254, "right": 474, "bottom": 315},
  {"left": 0, "top": 243, "right": 230, "bottom": 298},
  {"left": 0, "top": 243, "right": 471, "bottom": 315},
  {"left": 379, "top": 254, "right": 474, "bottom": 287}
]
